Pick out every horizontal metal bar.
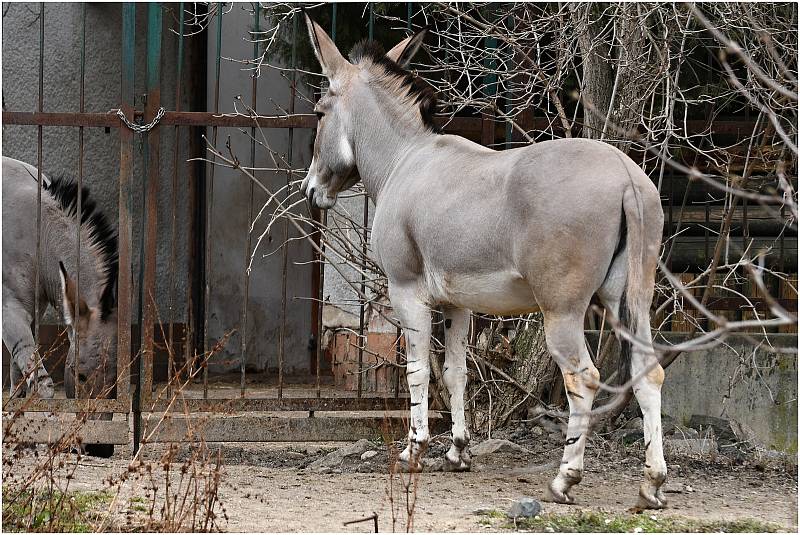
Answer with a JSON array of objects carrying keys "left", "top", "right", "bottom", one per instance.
[
  {"left": 2, "top": 417, "right": 129, "bottom": 444},
  {"left": 3, "top": 398, "right": 129, "bottom": 413},
  {"left": 4, "top": 111, "right": 760, "bottom": 136},
  {"left": 144, "top": 396, "right": 413, "bottom": 412},
  {"left": 2, "top": 111, "right": 317, "bottom": 129},
  {"left": 3, "top": 111, "right": 121, "bottom": 127},
  {"left": 141, "top": 414, "right": 445, "bottom": 442}
]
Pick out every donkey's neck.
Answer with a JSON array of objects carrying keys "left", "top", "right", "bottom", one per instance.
[
  {"left": 350, "top": 90, "right": 436, "bottom": 203},
  {"left": 42, "top": 206, "right": 106, "bottom": 315}
]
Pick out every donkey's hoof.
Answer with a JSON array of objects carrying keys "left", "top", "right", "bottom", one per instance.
[
  {"left": 543, "top": 481, "right": 575, "bottom": 505},
  {"left": 443, "top": 454, "right": 471, "bottom": 472},
  {"left": 637, "top": 485, "right": 668, "bottom": 509}
]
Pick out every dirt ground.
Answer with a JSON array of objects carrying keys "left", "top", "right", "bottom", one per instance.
[{"left": 4, "top": 424, "right": 797, "bottom": 533}]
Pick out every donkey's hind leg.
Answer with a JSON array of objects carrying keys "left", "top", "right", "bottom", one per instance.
[
  {"left": 542, "top": 311, "right": 599, "bottom": 504},
  {"left": 3, "top": 304, "right": 54, "bottom": 399},
  {"left": 631, "top": 334, "right": 668, "bottom": 509},
  {"left": 442, "top": 306, "right": 471, "bottom": 471},
  {"left": 391, "top": 283, "right": 433, "bottom": 472}
]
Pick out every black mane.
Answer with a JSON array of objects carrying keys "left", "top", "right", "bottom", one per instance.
[
  {"left": 349, "top": 40, "right": 440, "bottom": 133},
  {"left": 44, "top": 173, "right": 118, "bottom": 320}
]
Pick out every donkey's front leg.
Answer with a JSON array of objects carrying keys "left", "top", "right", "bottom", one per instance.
[
  {"left": 391, "top": 284, "right": 432, "bottom": 471},
  {"left": 442, "top": 306, "right": 471, "bottom": 471},
  {"left": 2, "top": 304, "right": 54, "bottom": 399}
]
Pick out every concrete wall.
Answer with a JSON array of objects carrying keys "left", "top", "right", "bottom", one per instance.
[{"left": 658, "top": 333, "right": 797, "bottom": 454}]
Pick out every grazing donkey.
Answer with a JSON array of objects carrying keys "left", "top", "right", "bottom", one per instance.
[
  {"left": 301, "top": 16, "right": 666, "bottom": 508},
  {"left": 2, "top": 157, "right": 118, "bottom": 416}
]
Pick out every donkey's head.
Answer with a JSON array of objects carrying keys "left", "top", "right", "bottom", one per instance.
[
  {"left": 58, "top": 261, "right": 118, "bottom": 400},
  {"left": 301, "top": 13, "right": 428, "bottom": 209}
]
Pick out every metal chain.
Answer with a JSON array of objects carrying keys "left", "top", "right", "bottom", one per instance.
[{"left": 111, "top": 106, "right": 166, "bottom": 133}]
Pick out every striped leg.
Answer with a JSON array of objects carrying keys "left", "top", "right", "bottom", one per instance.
[
  {"left": 391, "top": 284, "right": 432, "bottom": 471},
  {"left": 442, "top": 306, "right": 471, "bottom": 471},
  {"left": 543, "top": 313, "right": 599, "bottom": 504}
]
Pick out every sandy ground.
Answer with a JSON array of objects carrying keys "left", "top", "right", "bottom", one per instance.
[{"left": 4, "top": 430, "right": 797, "bottom": 533}]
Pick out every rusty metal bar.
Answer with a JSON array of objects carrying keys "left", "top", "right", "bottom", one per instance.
[
  {"left": 117, "top": 3, "right": 135, "bottom": 411},
  {"left": 33, "top": 2, "right": 44, "bottom": 397},
  {"left": 203, "top": 2, "right": 224, "bottom": 400},
  {"left": 279, "top": 13, "right": 299, "bottom": 400},
  {"left": 74, "top": 2, "right": 86, "bottom": 399},
  {"left": 240, "top": 3, "right": 260, "bottom": 399},
  {"left": 166, "top": 3, "right": 186, "bottom": 396},
  {"left": 313, "top": 3, "right": 337, "bottom": 400},
  {"left": 133, "top": 3, "right": 164, "bottom": 454},
  {"left": 357, "top": 5, "right": 376, "bottom": 400}
]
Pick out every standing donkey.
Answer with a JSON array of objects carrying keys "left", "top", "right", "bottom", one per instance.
[
  {"left": 3, "top": 157, "right": 118, "bottom": 448},
  {"left": 300, "top": 16, "right": 666, "bottom": 508}
]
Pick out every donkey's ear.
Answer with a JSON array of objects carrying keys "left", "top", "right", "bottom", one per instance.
[
  {"left": 385, "top": 28, "right": 427, "bottom": 68},
  {"left": 58, "top": 261, "right": 89, "bottom": 325},
  {"left": 304, "top": 12, "right": 347, "bottom": 78}
]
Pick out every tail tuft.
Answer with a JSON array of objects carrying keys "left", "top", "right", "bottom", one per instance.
[{"left": 617, "top": 286, "right": 632, "bottom": 388}]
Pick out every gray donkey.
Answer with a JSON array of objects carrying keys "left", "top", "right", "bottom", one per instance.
[
  {"left": 3, "top": 157, "right": 118, "bottom": 434},
  {"left": 300, "top": 16, "right": 666, "bottom": 508}
]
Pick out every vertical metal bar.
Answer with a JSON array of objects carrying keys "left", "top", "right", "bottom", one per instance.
[
  {"left": 357, "top": 3, "right": 375, "bottom": 399},
  {"left": 314, "top": 4, "right": 337, "bottom": 399},
  {"left": 139, "top": 2, "right": 162, "bottom": 414},
  {"left": 279, "top": 13, "right": 298, "bottom": 400},
  {"left": 167, "top": 3, "right": 185, "bottom": 395},
  {"left": 75, "top": 2, "right": 86, "bottom": 398},
  {"left": 241, "top": 2, "right": 259, "bottom": 398},
  {"left": 122, "top": 2, "right": 138, "bottom": 452},
  {"left": 33, "top": 2, "right": 44, "bottom": 396},
  {"left": 203, "top": 2, "right": 223, "bottom": 400}
]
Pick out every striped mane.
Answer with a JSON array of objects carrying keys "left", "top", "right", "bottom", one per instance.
[
  {"left": 349, "top": 39, "right": 440, "bottom": 133},
  {"left": 44, "top": 173, "right": 118, "bottom": 320}
]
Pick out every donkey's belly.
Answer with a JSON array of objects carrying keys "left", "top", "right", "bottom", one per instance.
[{"left": 427, "top": 269, "right": 539, "bottom": 315}]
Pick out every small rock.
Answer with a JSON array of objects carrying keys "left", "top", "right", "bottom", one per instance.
[
  {"left": 307, "top": 439, "right": 374, "bottom": 470},
  {"left": 360, "top": 450, "right": 378, "bottom": 461},
  {"left": 687, "top": 415, "right": 737, "bottom": 446},
  {"left": 670, "top": 425, "right": 699, "bottom": 439},
  {"left": 685, "top": 485, "right": 695, "bottom": 493},
  {"left": 531, "top": 426, "right": 544, "bottom": 437},
  {"left": 624, "top": 417, "right": 643, "bottom": 430},
  {"left": 507, "top": 497, "right": 542, "bottom": 519},
  {"left": 471, "top": 439, "right": 529, "bottom": 457},
  {"left": 473, "top": 505, "right": 495, "bottom": 515},
  {"left": 285, "top": 451, "right": 305, "bottom": 460}
]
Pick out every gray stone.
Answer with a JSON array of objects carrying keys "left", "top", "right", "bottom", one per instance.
[
  {"left": 670, "top": 425, "right": 699, "bottom": 439},
  {"left": 307, "top": 439, "right": 373, "bottom": 470},
  {"left": 471, "top": 439, "right": 529, "bottom": 457},
  {"left": 360, "top": 450, "right": 378, "bottom": 461},
  {"left": 507, "top": 497, "right": 542, "bottom": 519},
  {"left": 688, "top": 415, "right": 737, "bottom": 445},
  {"left": 624, "top": 417, "right": 643, "bottom": 430},
  {"left": 664, "top": 437, "right": 718, "bottom": 457},
  {"left": 661, "top": 414, "right": 677, "bottom": 435}
]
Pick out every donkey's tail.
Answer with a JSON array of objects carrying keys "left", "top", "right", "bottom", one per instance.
[{"left": 616, "top": 184, "right": 655, "bottom": 388}]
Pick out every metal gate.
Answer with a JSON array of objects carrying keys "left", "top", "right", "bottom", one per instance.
[{"left": 2, "top": 2, "right": 418, "bottom": 453}]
